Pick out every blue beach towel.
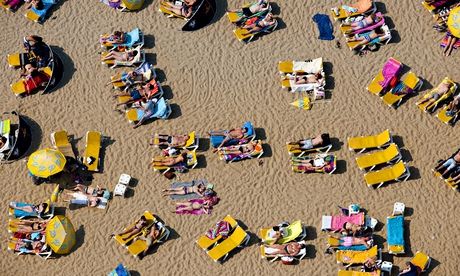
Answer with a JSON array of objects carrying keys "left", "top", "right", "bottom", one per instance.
[
  {"left": 387, "top": 216, "right": 404, "bottom": 246},
  {"left": 312, "top": 13, "right": 334, "bottom": 40}
]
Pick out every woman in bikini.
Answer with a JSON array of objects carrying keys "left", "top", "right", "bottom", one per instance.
[
  {"left": 100, "top": 30, "right": 126, "bottom": 44},
  {"left": 111, "top": 215, "right": 148, "bottom": 241},
  {"left": 10, "top": 219, "right": 48, "bottom": 233},
  {"left": 132, "top": 223, "right": 162, "bottom": 259},
  {"left": 102, "top": 50, "right": 138, "bottom": 62},
  {"left": 174, "top": 196, "right": 219, "bottom": 214},
  {"left": 9, "top": 202, "right": 49, "bottom": 217},
  {"left": 342, "top": 14, "right": 382, "bottom": 33},
  {"left": 341, "top": 222, "right": 365, "bottom": 237},
  {"left": 346, "top": 28, "right": 387, "bottom": 50},
  {"left": 263, "top": 241, "right": 306, "bottom": 257},
  {"left": 162, "top": 183, "right": 207, "bottom": 197},
  {"left": 151, "top": 134, "right": 190, "bottom": 147},
  {"left": 242, "top": 13, "right": 276, "bottom": 33}
]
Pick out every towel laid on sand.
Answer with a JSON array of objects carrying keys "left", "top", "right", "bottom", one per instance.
[{"left": 312, "top": 14, "right": 334, "bottom": 40}]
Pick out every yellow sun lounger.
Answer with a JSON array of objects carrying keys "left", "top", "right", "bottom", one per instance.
[
  {"left": 7, "top": 53, "right": 31, "bottom": 68},
  {"left": 364, "top": 160, "right": 410, "bottom": 188},
  {"left": 196, "top": 215, "right": 238, "bottom": 251},
  {"left": 152, "top": 131, "right": 199, "bottom": 150},
  {"left": 436, "top": 105, "right": 460, "bottom": 125},
  {"left": 355, "top": 143, "right": 401, "bottom": 171},
  {"left": 416, "top": 77, "right": 457, "bottom": 113},
  {"left": 338, "top": 270, "right": 381, "bottom": 276},
  {"left": 82, "top": 131, "right": 101, "bottom": 172},
  {"left": 367, "top": 57, "right": 402, "bottom": 96},
  {"left": 10, "top": 67, "right": 52, "bottom": 96},
  {"left": 113, "top": 211, "right": 156, "bottom": 247},
  {"left": 411, "top": 251, "right": 431, "bottom": 272},
  {"left": 444, "top": 177, "right": 459, "bottom": 190},
  {"left": 50, "top": 130, "right": 74, "bottom": 158},
  {"left": 259, "top": 220, "right": 305, "bottom": 245},
  {"left": 336, "top": 245, "right": 379, "bottom": 266},
  {"left": 126, "top": 221, "right": 170, "bottom": 258},
  {"left": 330, "top": 0, "right": 375, "bottom": 21},
  {"left": 381, "top": 72, "right": 423, "bottom": 108},
  {"left": 206, "top": 226, "right": 249, "bottom": 262},
  {"left": 159, "top": 1, "right": 188, "bottom": 20},
  {"left": 347, "top": 129, "right": 391, "bottom": 153}
]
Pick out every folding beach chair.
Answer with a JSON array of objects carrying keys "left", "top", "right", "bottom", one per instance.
[
  {"left": 355, "top": 143, "right": 401, "bottom": 171},
  {"left": 364, "top": 160, "right": 410, "bottom": 188},
  {"left": 110, "top": 62, "right": 156, "bottom": 91},
  {"left": 125, "top": 98, "right": 171, "bottom": 124},
  {"left": 416, "top": 77, "right": 457, "bottom": 113},
  {"left": 100, "top": 28, "right": 144, "bottom": 50},
  {"left": 233, "top": 19, "right": 278, "bottom": 43},
  {"left": 108, "top": 263, "right": 131, "bottom": 276},
  {"left": 113, "top": 211, "right": 156, "bottom": 247},
  {"left": 196, "top": 215, "right": 238, "bottom": 251},
  {"left": 367, "top": 58, "right": 402, "bottom": 96},
  {"left": 159, "top": 0, "right": 189, "bottom": 20},
  {"left": 327, "top": 236, "right": 370, "bottom": 251},
  {"left": 206, "top": 226, "right": 249, "bottom": 262},
  {"left": 336, "top": 245, "right": 379, "bottom": 267},
  {"left": 152, "top": 131, "right": 199, "bottom": 151},
  {"left": 50, "top": 130, "right": 74, "bottom": 158},
  {"left": 387, "top": 214, "right": 405, "bottom": 254},
  {"left": 381, "top": 72, "right": 423, "bottom": 108},
  {"left": 260, "top": 240, "right": 307, "bottom": 263},
  {"left": 330, "top": 0, "right": 375, "bottom": 21},
  {"left": 347, "top": 129, "right": 392, "bottom": 153},
  {"left": 411, "top": 251, "right": 431, "bottom": 272},
  {"left": 8, "top": 238, "right": 52, "bottom": 259},
  {"left": 24, "top": 0, "right": 57, "bottom": 23},
  {"left": 82, "top": 131, "right": 102, "bottom": 172},
  {"left": 10, "top": 67, "right": 52, "bottom": 96},
  {"left": 7, "top": 52, "right": 33, "bottom": 68},
  {"left": 126, "top": 221, "right": 170, "bottom": 258},
  {"left": 259, "top": 220, "right": 305, "bottom": 245}
]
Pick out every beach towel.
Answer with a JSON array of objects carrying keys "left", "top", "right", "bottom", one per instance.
[
  {"left": 289, "top": 79, "right": 322, "bottom": 92},
  {"left": 206, "top": 220, "right": 230, "bottom": 239},
  {"left": 292, "top": 58, "right": 322, "bottom": 73},
  {"left": 321, "top": 212, "right": 365, "bottom": 231},
  {"left": 175, "top": 198, "right": 210, "bottom": 215},
  {"left": 441, "top": 33, "right": 460, "bottom": 49},
  {"left": 379, "top": 59, "right": 401, "bottom": 89},
  {"left": 312, "top": 14, "right": 334, "bottom": 40},
  {"left": 170, "top": 179, "right": 208, "bottom": 200},
  {"left": 387, "top": 216, "right": 404, "bottom": 247},
  {"left": 11, "top": 202, "right": 39, "bottom": 217}
]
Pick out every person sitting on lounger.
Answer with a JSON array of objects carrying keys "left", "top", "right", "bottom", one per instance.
[
  {"left": 341, "top": 14, "right": 382, "bottom": 33},
  {"left": 20, "top": 63, "right": 50, "bottom": 93},
  {"left": 242, "top": 13, "right": 276, "bottom": 33},
  {"left": 162, "top": 182, "right": 207, "bottom": 197},
  {"left": 288, "top": 133, "right": 331, "bottom": 151},
  {"left": 151, "top": 134, "right": 190, "bottom": 147},
  {"left": 443, "top": 32, "right": 459, "bottom": 57},
  {"left": 111, "top": 215, "right": 148, "bottom": 241},
  {"left": 209, "top": 126, "right": 249, "bottom": 148},
  {"left": 347, "top": 28, "right": 387, "bottom": 50},
  {"left": 263, "top": 241, "right": 306, "bottom": 257},
  {"left": 9, "top": 202, "right": 49, "bottom": 217},
  {"left": 161, "top": 0, "right": 197, "bottom": 18},
  {"left": 435, "top": 150, "right": 460, "bottom": 178},
  {"left": 10, "top": 219, "right": 48, "bottom": 233},
  {"left": 115, "top": 81, "right": 159, "bottom": 107},
  {"left": 100, "top": 31, "right": 126, "bottom": 44},
  {"left": 132, "top": 223, "right": 162, "bottom": 259},
  {"left": 102, "top": 50, "right": 138, "bottom": 62},
  {"left": 446, "top": 94, "right": 460, "bottom": 116},
  {"left": 150, "top": 151, "right": 189, "bottom": 167},
  {"left": 174, "top": 195, "right": 219, "bottom": 214},
  {"left": 417, "top": 81, "right": 453, "bottom": 108}
]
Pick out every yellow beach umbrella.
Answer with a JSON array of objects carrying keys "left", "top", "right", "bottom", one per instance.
[
  {"left": 122, "top": 0, "right": 144, "bottom": 11},
  {"left": 46, "top": 215, "right": 76, "bottom": 254},
  {"left": 447, "top": 6, "right": 460, "bottom": 38},
  {"left": 290, "top": 97, "right": 311, "bottom": 110},
  {"left": 27, "top": 148, "right": 66, "bottom": 178}
]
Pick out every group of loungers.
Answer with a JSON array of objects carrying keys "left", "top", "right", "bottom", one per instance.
[
  {"left": 433, "top": 148, "right": 460, "bottom": 190},
  {"left": 8, "top": 36, "right": 55, "bottom": 97},
  {"left": 331, "top": 0, "right": 392, "bottom": 53},
  {"left": 100, "top": 29, "right": 173, "bottom": 128},
  {"left": 287, "top": 133, "right": 336, "bottom": 174},
  {"left": 1, "top": 0, "right": 58, "bottom": 23},
  {"left": 323, "top": 203, "right": 431, "bottom": 275},
  {"left": 348, "top": 130, "right": 411, "bottom": 188},
  {"left": 227, "top": 0, "right": 278, "bottom": 42}
]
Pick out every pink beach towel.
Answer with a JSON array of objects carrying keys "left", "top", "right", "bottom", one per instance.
[
  {"left": 331, "top": 213, "right": 365, "bottom": 231},
  {"left": 378, "top": 58, "right": 402, "bottom": 89}
]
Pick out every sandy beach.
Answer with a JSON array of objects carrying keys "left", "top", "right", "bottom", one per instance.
[{"left": 0, "top": 0, "right": 459, "bottom": 275}]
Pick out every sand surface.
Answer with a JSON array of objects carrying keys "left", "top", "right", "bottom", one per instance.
[{"left": 0, "top": 0, "right": 459, "bottom": 275}]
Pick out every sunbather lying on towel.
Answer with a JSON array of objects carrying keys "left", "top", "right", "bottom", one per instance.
[
  {"left": 442, "top": 31, "right": 459, "bottom": 57},
  {"left": 62, "top": 192, "right": 102, "bottom": 208},
  {"left": 115, "top": 81, "right": 160, "bottom": 107},
  {"left": 209, "top": 126, "right": 249, "bottom": 148},
  {"left": 102, "top": 50, "right": 138, "bottom": 62},
  {"left": 242, "top": 13, "right": 276, "bottom": 33},
  {"left": 10, "top": 218, "right": 48, "bottom": 233},
  {"left": 288, "top": 133, "right": 331, "bottom": 151},
  {"left": 417, "top": 80, "right": 453, "bottom": 108},
  {"left": 446, "top": 94, "right": 460, "bottom": 116},
  {"left": 227, "top": 0, "right": 270, "bottom": 23},
  {"left": 162, "top": 182, "right": 207, "bottom": 197},
  {"left": 132, "top": 223, "right": 162, "bottom": 259},
  {"left": 9, "top": 202, "right": 49, "bottom": 217},
  {"left": 13, "top": 231, "right": 44, "bottom": 241},
  {"left": 263, "top": 241, "right": 306, "bottom": 257},
  {"left": 347, "top": 28, "right": 386, "bottom": 50},
  {"left": 174, "top": 195, "right": 219, "bottom": 214},
  {"left": 111, "top": 215, "right": 149, "bottom": 240},
  {"left": 341, "top": 222, "right": 365, "bottom": 237},
  {"left": 341, "top": 14, "right": 382, "bottom": 33},
  {"left": 150, "top": 151, "right": 189, "bottom": 167},
  {"left": 71, "top": 184, "right": 109, "bottom": 198},
  {"left": 161, "top": 0, "right": 197, "bottom": 18},
  {"left": 435, "top": 150, "right": 460, "bottom": 178},
  {"left": 100, "top": 31, "right": 126, "bottom": 45},
  {"left": 151, "top": 134, "right": 190, "bottom": 147}
]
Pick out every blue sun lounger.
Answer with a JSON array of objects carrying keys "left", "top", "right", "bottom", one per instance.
[{"left": 25, "top": 0, "right": 57, "bottom": 23}]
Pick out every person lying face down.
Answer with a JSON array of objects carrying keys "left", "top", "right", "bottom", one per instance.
[
  {"left": 417, "top": 81, "right": 453, "bottom": 108},
  {"left": 288, "top": 133, "right": 331, "bottom": 151}
]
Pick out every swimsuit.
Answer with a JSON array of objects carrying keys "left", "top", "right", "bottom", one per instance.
[{"left": 299, "top": 139, "right": 313, "bottom": 150}]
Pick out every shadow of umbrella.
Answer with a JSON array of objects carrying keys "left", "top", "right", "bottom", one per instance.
[{"left": 182, "top": 0, "right": 216, "bottom": 31}]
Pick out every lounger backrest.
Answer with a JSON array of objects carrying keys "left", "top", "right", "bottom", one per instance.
[
  {"left": 126, "top": 28, "right": 140, "bottom": 47},
  {"left": 52, "top": 130, "right": 70, "bottom": 148},
  {"left": 348, "top": 129, "right": 391, "bottom": 151},
  {"left": 184, "top": 131, "right": 196, "bottom": 148},
  {"left": 356, "top": 143, "right": 400, "bottom": 169},
  {"left": 411, "top": 251, "right": 430, "bottom": 271},
  {"left": 403, "top": 72, "right": 421, "bottom": 89},
  {"left": 278, "top": 220, "right": 303, "bottom": 244}
]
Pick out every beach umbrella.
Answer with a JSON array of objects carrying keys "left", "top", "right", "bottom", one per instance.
[
  {"left": 27, "top": 148, "right": 66, "bottom": 178},
  {"left": 447, "top": 6, "right": 460, "bottom": 38},
  {"left": 121, "top": 0, "right": 143, "bottom": 11},
  {"left": 290, "top": 97, "right": 311, "bottom": 110},
  {"left": 45, "top": 215, "right": 76, "bottom": 254}
]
